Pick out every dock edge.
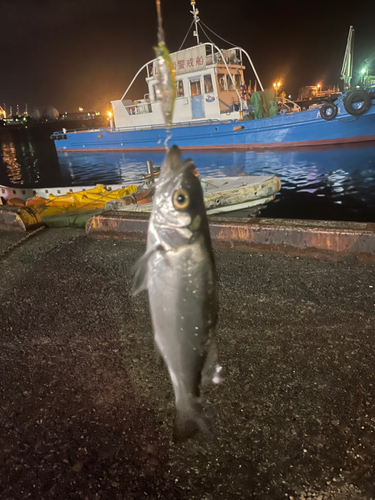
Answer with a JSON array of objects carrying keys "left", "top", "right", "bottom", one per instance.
[{"left": 86, "top": 211, "right": 375, "bottom": 260}]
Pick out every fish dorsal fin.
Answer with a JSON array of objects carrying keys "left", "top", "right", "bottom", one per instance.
[{"left": 132, "top": 244, "right": 163, "bottom": 296}]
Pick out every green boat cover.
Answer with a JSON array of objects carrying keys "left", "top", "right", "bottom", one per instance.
[
  {"left": 269, "top": 100, "right": 278, "bottom": 117},
  {"left": 250, "top": 90, "right": 277, "bottom": 119},
  {"left": 41, "top": 210, "right": 105, "bottom": 229},
  {"left": 250, "top": 92, "right": 263, "bottom": 119}
]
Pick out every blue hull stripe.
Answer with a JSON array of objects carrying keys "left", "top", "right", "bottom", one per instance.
[{"left": 55, "top": 102, "right": 375, "bottom": 152}]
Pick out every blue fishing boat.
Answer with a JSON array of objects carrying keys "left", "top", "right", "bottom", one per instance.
[{"left": 52, "top": 2, "right": 375, "bottom": 153}]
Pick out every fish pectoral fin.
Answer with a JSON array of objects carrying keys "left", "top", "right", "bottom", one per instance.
[{"left": 132, "top": 244, "right": 163, "bottom": 296}]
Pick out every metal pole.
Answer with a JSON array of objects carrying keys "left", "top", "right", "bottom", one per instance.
[
  {"left": 146, "top": 160, "right": 154, "bottom": 182},
  {"left": 191, "top": 1, "right": 200, "bottom": 45},
  {"left": 350, "top": 28, "right": 355, "bottom": 89}
]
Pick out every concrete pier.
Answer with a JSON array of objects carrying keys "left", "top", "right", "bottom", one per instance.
[
  {"left": 86, "top": 212, "right": 375, "bottom": 260},
  {"left": 0, "top": 227, "right": 374, "bottom": 499}
]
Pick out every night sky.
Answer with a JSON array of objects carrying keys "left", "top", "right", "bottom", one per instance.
[{"left": 2, "top": 0, "right": 375, "bottom": 114}]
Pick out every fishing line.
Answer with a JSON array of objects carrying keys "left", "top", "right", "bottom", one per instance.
[
  {"left": 164, "top": 128, "right": 172, "bottom": 149},
  {"left": 155, "top": 0, "right": 164, "bottom": 44},
  {"left": 154, "top": 0, "right": 174, "bottom": 151}
]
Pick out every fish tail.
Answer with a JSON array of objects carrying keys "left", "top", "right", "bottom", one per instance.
[{"left": 173, "top": 400, "right": 211, "bottom": 442}]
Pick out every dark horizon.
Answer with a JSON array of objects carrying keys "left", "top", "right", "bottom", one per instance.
[{"left": 2, "top": 0, "right": 375, "bottom": 114}]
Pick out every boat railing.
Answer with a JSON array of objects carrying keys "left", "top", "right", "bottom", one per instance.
[
  {"left": 52, "top": 128, "right": 103, "bottom": 135},
  {"left": 108, "top": 118, "right": 233, "bottom": 133},
  {"left": 124, "top": 100, "right": 153, "bottom": 116},
  {"left": 120, "top": 42, "right": 263, "bottom": 108},
  {"left": 205, "top": 44, "right": 243, "bottom": 67},
  {"left": 211, "top": 44, "right": 264, "bottom": 93},
  {"left": 53, "top": 118, "right": 233, "bottom": 137},
  {"left": 276, "top": 97, "right": 301, "bottom": 113}
]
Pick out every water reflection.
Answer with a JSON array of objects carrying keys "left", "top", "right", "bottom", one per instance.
[
  {"left": 1, "top": 141, "right": 22, "bottom": 184},
  {"left": 0, "top": 127, "right": 64, "bottom": 188},
  {"left": 56, "top": 145, "right": 375, "bottom": 221},
  {"left": 1, "top": 125, "right": 375, "bottom": 221},
  {"left": 55, "top": 145, "right": 375, "bottom": 189}
]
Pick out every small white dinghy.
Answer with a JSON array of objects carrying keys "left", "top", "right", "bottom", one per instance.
[
  {"left": 105, "top": 175, "right": 281, "bottom": 215},
  {"left": 198, "top": 175, "right": 281, "bottom": 214}
]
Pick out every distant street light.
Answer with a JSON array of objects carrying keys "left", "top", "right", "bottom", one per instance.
[
  {"left": 107, "top": 111, "right": 114, "bottom": 128},
  {"left": 273, "top": 81, "right": 281, "bottom": 97},
  {"left": 79, "top": 107, "right": 83, "bottom": 112}
]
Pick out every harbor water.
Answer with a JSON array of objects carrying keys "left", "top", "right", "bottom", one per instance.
[{"left": 1, "top": 124, "right": 375, "bottom": 222}]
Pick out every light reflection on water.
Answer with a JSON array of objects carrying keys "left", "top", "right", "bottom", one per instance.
[
  {"left": 1, "top": 142, "right": 23, "bottom": 185},
  {"left": 55, "top": 147, "right": 375, "bottom": 220},
  {"left": 1, "top": 125, "right": 375, "bottom": 221},
  {"left": 0, "top": 127, "right": 62, "bottom": 188},
  {"left": 56, "top": 147, "right": 375, "bottom": 188}
]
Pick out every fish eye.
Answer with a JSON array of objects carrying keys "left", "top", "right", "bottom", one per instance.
[{"left": 172, "top": 189, "right": 190, "bottom": 210}]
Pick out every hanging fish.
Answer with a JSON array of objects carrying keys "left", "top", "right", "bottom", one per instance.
[
  {"left": 153, "top": 0, "right": 176, "bottom": 129},
  {"left": 133, "top": 145, "right": 221, "bottom": 440}
]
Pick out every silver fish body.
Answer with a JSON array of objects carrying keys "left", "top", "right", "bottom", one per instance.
[{"left": 133, "top": 145, "right": 219, "bottom": 440}]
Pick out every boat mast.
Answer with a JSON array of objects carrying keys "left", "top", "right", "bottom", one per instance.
[
  {"left": 341, "top": 26, "right": 355, "bottom": 91},
  {"left": 190, "top": 0, "right": 200, "bottom": 45}
]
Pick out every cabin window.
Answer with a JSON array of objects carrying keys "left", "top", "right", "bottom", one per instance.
[
  {"left": 176, "top": 80, "right": 184, "bottom": 97},
  {"left": 217, "top": 73, "right": 227, "bottom": 91},
  {"left": 153, "top": 84, "right": 161, "bottom": 101},
  {"left": 234, "top": 74, "right": 242, "bottom": 90},
  {"left": 147, "top": 63, "right": 154, "bottom": 78},
  {"left": 227, "top": 74, "right": 235, "bottom": 91},
  {"left": 203, "top": 74, "right": 213, "bottom": 94},
  {"left": 190, "top": 78, "right": 202, "bottom": 97}
]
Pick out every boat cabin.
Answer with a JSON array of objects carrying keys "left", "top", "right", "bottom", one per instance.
[{"left": 111, "top": 43, "right": 248, "bottom": 129}]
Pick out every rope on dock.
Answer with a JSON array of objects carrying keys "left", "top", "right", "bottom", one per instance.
[{"left": 0, "top": 225, "right": 46, "bottom": 261}]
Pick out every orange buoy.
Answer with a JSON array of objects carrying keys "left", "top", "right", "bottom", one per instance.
[
  {"left": 137, "top": 197, "right": 151, "bottom": 205},
  {"left": 7, "top": 197, "right": 25, "bottom": 206},
  {"left": 26, "top": 197, "right": 48, "bottom": 207}
]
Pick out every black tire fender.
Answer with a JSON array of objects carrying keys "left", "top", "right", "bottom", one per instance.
[
  {"left": 343, "top": 90, "right": 371, "bottom": 116},
  {"left": 320, "top": 103, "right": 338, "bottom": 121}
]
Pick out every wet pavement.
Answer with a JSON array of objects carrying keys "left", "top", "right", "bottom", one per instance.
[{"left": 0, "top": 227, "right": 375, "bottom": 499}]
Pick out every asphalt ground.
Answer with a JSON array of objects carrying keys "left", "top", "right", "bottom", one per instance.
[{"left": 0, "top": 227, "right": 374, "bottom": 499}]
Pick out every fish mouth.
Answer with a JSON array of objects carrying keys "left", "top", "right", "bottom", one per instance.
[{"left": 156, "top": 145, "right": 195, "bottom": 190}]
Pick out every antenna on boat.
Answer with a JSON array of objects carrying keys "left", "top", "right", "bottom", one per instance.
[{"left": 190, "top": 0, "right": 200, "bottom": 45}]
